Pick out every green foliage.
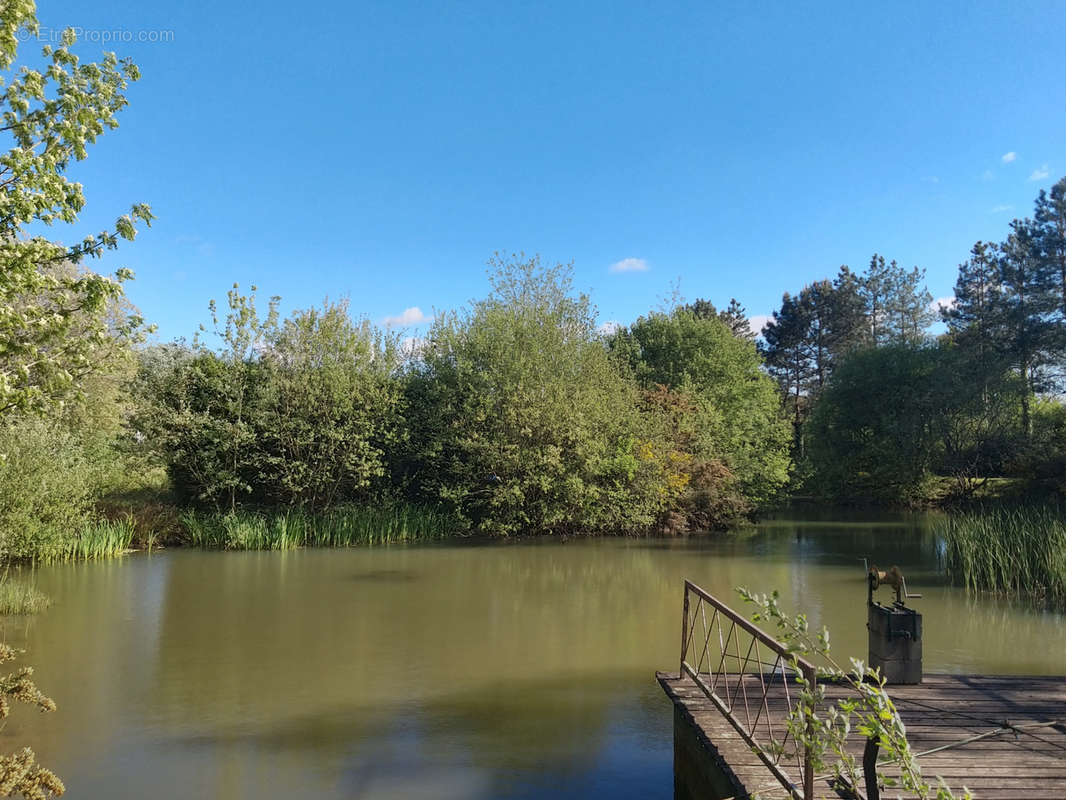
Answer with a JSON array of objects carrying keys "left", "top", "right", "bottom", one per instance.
[
  {"left": 0, "top": 7, "right": 151, "bottom": 417},
  {"left": 0, "top": 577, "right": 49, "bottom": 616},
  {"left": 939, "top": 506, "right": 1066, "bottom": 603},
  {"left": 739, "top": 588, "right": 969, "bottom": 800},
  {"left": 0, "top": 643, "right": 64, "bottom": 798},
  {"left": 613, "top": 307, "right": 791, "bottom": 508},
  {"left": 405, "top": 254, "right": 666, "bottom": 535},
  {"left": 0, "top": 416, "right": 96, "bottom": 561},
  {"left": 807, "top": 345, "right": 941, "bottom": 502},
  {"left": 134, "top": 290, "right": 404, "bottom": 512},
  {"left": 180, "top": 504, "right": 454, "bottom": 549},
  {"left": 60, "top": 519, "right": 135, "bottom": 562}
]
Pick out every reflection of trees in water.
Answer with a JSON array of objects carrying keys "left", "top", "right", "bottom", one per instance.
[{"left": 11, "top": 518, "right": 1066, "bottom": 799}]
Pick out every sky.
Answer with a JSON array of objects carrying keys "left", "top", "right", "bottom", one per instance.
[{"left": 27, "top": 0, "right": 1066, "bottom": 341}]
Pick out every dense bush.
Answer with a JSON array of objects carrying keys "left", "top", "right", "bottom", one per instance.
[
  {"left": 807, "top": 342, "right": 1026, "bottom": 502},
  {"left": 134, "top": 292, "right": 404, "bottom": 511},
  {"left": 0, "top": 417, "right": 96, "bottom": 560},
  {"left": 402, "top": 255, "right": 670, "bottom": 535},
  {"left": 611, "top": 307, "right": 792, "bottom": 519}
]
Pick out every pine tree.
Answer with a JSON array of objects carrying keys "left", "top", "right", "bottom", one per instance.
[
  {"left": 943, "top": 241, "right": 1004, "bottom": 364},
  {"left": 718, "top": 298, "right": 755, "bottom": 341},
  {"left": 761, "top": 292, "right": 814, "bottom": 439},
  {"left": 1034, "top": 176, "right": 1066, "bottom": 324},
  {"left": 997, "top": 219, "right": 1059, "bottom": 434}
]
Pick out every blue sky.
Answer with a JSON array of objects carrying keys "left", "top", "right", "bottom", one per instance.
[{"left": 29, "top": 0, "right": 1066, "bottom": 340}]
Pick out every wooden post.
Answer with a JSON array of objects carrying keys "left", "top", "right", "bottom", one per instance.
[{"left": 863, "top": 737, "right": 880, "bottom": 800}]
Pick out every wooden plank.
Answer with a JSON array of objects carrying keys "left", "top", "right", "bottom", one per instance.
[{"left": 658, "top": 671, "right": 1066, "bottom": 800}]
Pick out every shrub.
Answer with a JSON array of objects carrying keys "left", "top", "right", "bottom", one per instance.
[{"left": 0, "top": 417, "right": 96, "bottom": 561}]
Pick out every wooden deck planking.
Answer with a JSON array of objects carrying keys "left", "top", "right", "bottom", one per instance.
[{"left": 658, "top": 671, "right": 1066, "bottom": 800}]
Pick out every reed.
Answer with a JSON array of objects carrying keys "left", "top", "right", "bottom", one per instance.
[
  {"left": 938, "top": 505, "right": 1066, "bottom": 602},
  {"left": 0, "top": 576, "right": 50, "bottom": 615},
  {"left": 180, "top": 504, "right": 455, "bottom": 550},
  {"left": 58, "top": 518, "right": 137, "bottom": 561}
]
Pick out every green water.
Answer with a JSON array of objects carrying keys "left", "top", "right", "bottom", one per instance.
[{"left": 3, "top": 509, "right": 1064, "bottom": 799}]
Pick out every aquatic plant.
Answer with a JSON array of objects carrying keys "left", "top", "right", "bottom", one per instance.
[
  {"left": 0, "top": 576, "right": 49, "bottom": 615},
  {"left": 937, "top": 505, "right": 1066, "bottom": 602},
  {"left": 180, "top": 504, "right": 455, "bottom": 550},
  {"left": 59, "top": 519, "right": 136, "bottom": 562}
]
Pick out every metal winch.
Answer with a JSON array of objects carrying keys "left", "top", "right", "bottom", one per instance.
[{"left": 866, "top": 565, "right": 923, "bottom": 684}]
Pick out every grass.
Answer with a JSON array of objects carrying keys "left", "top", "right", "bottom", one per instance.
[
  {"left": 0, "top": 575, "right": 50, "bottom": 615},
  {"left": 937, "top": 505, "right": 1066, "bottom": 603},
  {"left": 180, "top": 503, "right": 456, "bottom": 550},
  {"left": 58, "top": 518, "right": 137, "bottom": 561}
]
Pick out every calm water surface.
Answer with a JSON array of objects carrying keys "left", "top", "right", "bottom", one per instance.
[{"left": 4, "top": 509, "right": 1066, "bottom": 799}]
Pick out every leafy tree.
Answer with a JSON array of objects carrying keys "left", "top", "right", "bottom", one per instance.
[
  {"left": 256, "top": 300, "right": 404, "bottom": 509},
  {"left": 405, "top": 255, "right": 666, "bottom": 535},
  {"left": 614, "top": 307, "right": 791, "bottom": 505},
  {"left": 808, "top": 345, "right": 941, "bottom": 502},
  {"left": 135, "top": 291, "right": 404, "bottom": 513},
  {"left": 0, "top": 7, "right": 152, "bottom": 416}
]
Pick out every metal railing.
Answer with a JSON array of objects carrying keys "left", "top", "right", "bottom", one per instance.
[{"left": 679, "top": 580, "right": 817, "bottom": 800}]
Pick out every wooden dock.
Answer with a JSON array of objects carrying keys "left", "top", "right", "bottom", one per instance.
[
  {"left": 659, "top": 670, "right": 1066, "bottom": 799},
  {"left": 661, "top": 581, "right": 1066, "bottom": 799}
]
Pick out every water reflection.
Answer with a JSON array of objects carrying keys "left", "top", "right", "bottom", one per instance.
[{"left": 0, "top": 509, "right": 1062, "bottom": 798}]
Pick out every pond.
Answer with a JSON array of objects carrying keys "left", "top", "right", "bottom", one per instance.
[{"left": 4, "top": 509, "right": 1065, "bottom": 799}]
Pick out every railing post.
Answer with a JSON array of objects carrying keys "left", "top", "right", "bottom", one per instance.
[
  {"left": 680, "top": 582, "right": 690, "bottom": 677},
  {"left": 863, "top": 737, "right": 880, "bottom": 800},
  {"left": 803, "top": 663, "right": 816, "bottom": 800}
]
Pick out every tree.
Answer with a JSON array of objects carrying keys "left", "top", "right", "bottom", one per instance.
[
  {"left": 807, "top": 345, "right": 941, "bottom": 502},
  {"left": 615, "top": 307, "right": 791, "bottom": 505},
  {"left": 760, "top": 269, "right": 867, "bottom": 445},
  {"left": 682, "top": 297, "right": 755, "bottom": 340},
  {"left": 943, "top": 242, "right": 1004, "bottom": 365},
  {"left": 862, "top": 254, "right": 933, "bottom": 345},
  {"left": 1034, "top": 176, "right": 1066, "bottom": 323},
  {"left": 997, "top": 219, "right": 1059, "bottom": 435},
  {"left": 0, "top": 7, "right": 152, "bottom": 416},
  {"left": 762, "top": 291, "right": 815, "bottom": 437},
  {"left": 404, "top": 254, "right": 665, "bottom": 535}
]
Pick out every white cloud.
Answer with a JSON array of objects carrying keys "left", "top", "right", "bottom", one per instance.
[
  {"left": 383, "top": 306, "right": 432, "bottom": 327},
  {"left": 597, "top": 320, "right": 622, "bottom": 336},
  {"left": 990, "top": 204, "right": 1013, "bottom": 213},
  {"left": 981, "top": 169, "right": 995, "bottom": 182},
  {"left": 1001, "top": 151, "right": 1017, "bottom": 164},
  {"left": 930, "top": 295, "right": 956, "bottom": 314},
  {"left": 609, "top": 257, "right": 649, "bottom": 274},
  {"left": 1029, "top": 164, "right": 1051, "bottom": 182},
  {"left": 921, "top": 175, "right": 939, "bottom": 184},
  {"left": 747, "top": 314, "right": 772, "bottom": 335}
]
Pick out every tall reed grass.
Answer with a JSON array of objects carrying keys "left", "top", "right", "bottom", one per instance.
[
  {"left": 180, "top": 504, "right": 455, "bottom": 550},
  {"left": 57, "top": 518, "right": 137, "bottom": 562},
  {"left": 0, "top": 574, "right": 50, "bottom": 614},
  {"left": 938, "top": 506, "right": 1066, "bottom": 602}
]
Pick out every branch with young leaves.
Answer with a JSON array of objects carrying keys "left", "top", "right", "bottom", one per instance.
[
  {"left": 737, "top": 588, "right": 970, "bottom": 800},
  {"left": 0, "top": 5, "right": 152, "bottom": 418}
]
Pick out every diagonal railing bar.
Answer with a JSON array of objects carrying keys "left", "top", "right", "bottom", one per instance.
[
  {"left": 678, "top": 580, "right": 818, "bottom": 800},
  {"left": 731, "top": 632, "right": 757, "bottom": 731},
  {"left": 711, "top": 618, "right": 736, "bottom": 703}
]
